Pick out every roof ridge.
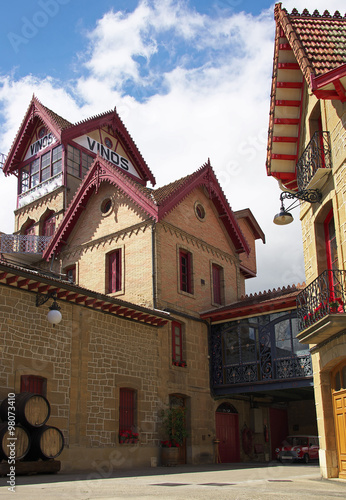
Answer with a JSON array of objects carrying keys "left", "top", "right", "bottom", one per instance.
[
  {"left": 287, "top": 8, "right": 345, "bottom": 19},
  {"left": 240, "top": 282, "right": 306, "bottom": 301},
  {"left": 152, "top": 160, "right": 211, "bottom": 205}
]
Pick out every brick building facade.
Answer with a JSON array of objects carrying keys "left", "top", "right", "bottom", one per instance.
[
  {"left": 0, "top": 96, "right": 263, "bottom": 471},
  {"left": 266, "top": 4, "right": 346, "bottom": 479}
]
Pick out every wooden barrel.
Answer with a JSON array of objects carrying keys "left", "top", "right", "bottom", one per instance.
[
  {"left": 0, "top": 422, "right": 30, "bottom": 461},
  {"left": 25, "top": 425, "right": 64, "bottom": 461},
  {"left": 0, "top": 393, "right": 50, "bottom": 428}
]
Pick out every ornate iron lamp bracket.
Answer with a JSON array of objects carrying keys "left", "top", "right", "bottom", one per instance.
[
  {"left": 280, "top": 188, "right": 322, "bottom": 205},
  {"left": 36, "top": 291, "right": 58, "bottom": 307}
]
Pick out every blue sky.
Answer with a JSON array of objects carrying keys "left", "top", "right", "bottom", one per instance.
[{"left": 0, "top": 0, "right": 345, "bottom": 294}]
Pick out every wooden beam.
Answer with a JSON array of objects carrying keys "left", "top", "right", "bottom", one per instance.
[
  {"left": 272, "top": 153, "right": 297, "bottom": 160},
  {"left": 274, "top": 118, "right": 300, "bottom": 125},
  {"left": 273, "top": 136, "right": 298, "bottom": 143},
  {"left": 6, "top": 276, "right": 19, "bottom": 285},
  {"left": 276, "top": 82, "right": 303, "bottom": 89},
  {"left": 278, "top": 63, "right": 300, "bottom": 70},
  {"left": 275, "top": 100, "right": 301, "bottom": 107}
]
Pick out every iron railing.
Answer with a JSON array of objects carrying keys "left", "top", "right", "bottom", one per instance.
[
  {"left": 296, "top": 131, "right": 331, "bottom": 191},
  {"left": 224, "top": 353, "right": 312, "bottom": 384},
  {"left": 296, "top": 269, "right": 346, "bottom": 332},
  {"left": 0, "top": 234, "right": 51, "bottom": 255}
]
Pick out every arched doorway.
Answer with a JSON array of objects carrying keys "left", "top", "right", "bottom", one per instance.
[
  {"left": 215, "top": 403, "right": 240, "bottom": 463},
  {"left": 331, "top": 361, "right": 346, "bottom": 479}
]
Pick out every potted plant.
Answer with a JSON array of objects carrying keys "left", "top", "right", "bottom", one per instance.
[
  {"left": 159, "top": 406, "right": 188, "bottom": 465},
  {"left": 329, "top": 297, "right": 344, "bottom": 314},
  {"left": 119, "top": 429, "right": 139, "bottom": 444}
]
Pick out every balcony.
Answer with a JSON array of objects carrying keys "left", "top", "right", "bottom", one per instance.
[
  {"left": 296, "top": 131, "right": 332, "bottom": 192},
  {"left": 0, "top": 234, "right": 51, "bottom": 263},
  {"left": 296, "top": 270, "right": 346, "bottom": 345}
]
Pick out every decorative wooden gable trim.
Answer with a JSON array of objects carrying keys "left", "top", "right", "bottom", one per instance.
[
  {"left": 157, "top": 160, "right": 250, "bottom": 255},
  {"left": 61, "top": 107, "right": 156, "bottom": 186},
  {"left": 43, "top": 156, "right": 158, "bottom": 261},
  {"left": 3, "top": 95, "right": 71, "bottom": 176},
  {"left": 266, "top": 5, "right": 346, "bottom": 190}
]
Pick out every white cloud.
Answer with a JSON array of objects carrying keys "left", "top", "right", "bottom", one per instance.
[{"left": 0, "top": 0, "right": 344, "bottom": 294}]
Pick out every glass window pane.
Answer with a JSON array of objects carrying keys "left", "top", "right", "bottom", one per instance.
[
  {"left": 30, "top": 159, "right": 40, "bottom": 187},
  {"left": 239, "top": 324, "right": 257, "bottom": 363},
  {"left": 223, "top": 327, "right": 240, "bottom": 365},
  {"left": 52, "top": 145, "right": 62, "bottom": 175},
  {"left": 67, "top": 145, "right": 81, "bottom": 177},
  {"left": 20, "top": 167, "right": 29, "bottom": 193},
  {"left": 275, "top": 319, "right": 292, "bottom": 357}
]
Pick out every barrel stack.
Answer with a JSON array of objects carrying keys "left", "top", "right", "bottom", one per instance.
[{"left": 0, "top": 393, "right": 64, "bottom": 475}]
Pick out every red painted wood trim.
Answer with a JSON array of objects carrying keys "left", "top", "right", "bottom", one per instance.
[
  {"left": 278, "top": 63, "right": 300, "bottom": 69},
  {"left": 0, "top": 272, "right": 8, "bottom": 280},
  {"left": 273, "top": 136, "right": 298, "bottom": 143},
  {"left": 311, "top": 63, "right": 346, "bottom": 91},
  {"left": 6, "top": 276, "right": 19, "bottom": 285},
  {"left": 275, "top": 100, "right": 301, "bottom": 107},
  {"left": 28, "top": 282, "right": 40, "bottom": 290},
  {"left": 274, "top": 118, "right": 300, "bottom": 124},
  {"left": 272, "top": 154, "right": 297, "bottom": 160},
  {"left": 276, "top": 82, "right": 303, "bottom": 89},
  {"left": 17, "top": 279, "right": 30, "bottom": 288},
  {"left": 314, "top": 90, "right": 340, "bottom": 100},
  {"left": 279, "top": 43, "right": 291, "bottom": 50}
]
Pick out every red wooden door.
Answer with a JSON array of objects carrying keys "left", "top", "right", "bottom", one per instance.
[
  {"left": 269, "top": 407, "right": 288, "bottom": 460},
  {"left": 215, "top": 411, "right": 240, "bottom": 463}
]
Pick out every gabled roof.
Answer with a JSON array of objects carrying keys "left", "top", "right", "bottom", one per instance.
[
  {"left": 153, "top": 160, "right": 251, "bottom": 254},
  {"left": 43, "top": 157, "right": 251, "bottom": 261},
  {"left": 3, "top": 96, "right": 156, "bottom": 185},
  {"left": 61, "top": 107, "right": 155, "bottom": 186},
  {"left": 3, "top": 95, "right": 73, "bottom": 175},
  {"left": 43, "top": 155, "right": 158, "bottom": 260},
  {"left": 266, "top": 4, "right": 346, "bottom": 190}
]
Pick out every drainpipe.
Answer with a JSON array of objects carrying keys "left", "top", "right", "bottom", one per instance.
[{"left": 152, "top": 222, "right": 157, "bottom": 310}]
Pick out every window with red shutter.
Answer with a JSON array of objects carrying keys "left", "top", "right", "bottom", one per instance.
[
  {"left": 108, "top": 249, "right": 122, "bottom": 293},
  {"left": 42, "top": 214, "right": 56, "bottom": 237},
  {"left": 119, "top": 388, "right": 136, "bottom": 434},
  {"left": 212, "top": 264, "right": 223, "bottom": 305},
  {"left": 179, "top": 249, "right": 193, "bottom": 294},
  {"left": 20, "top": 375, "right": 47, "bottom": 396},
  {"left": 172, "top": 321, "right": 183, "bottom": 363}
]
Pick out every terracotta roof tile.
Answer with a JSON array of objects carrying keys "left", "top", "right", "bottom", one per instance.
[
  {"left": 282, "top": 7, "right": 346, "bottom": 77},
  {"left": 151, "top": 173, "right": 195, "bottom": 205},
  {"left": 40, "top": 102, "right": 73, "bottom": 130}
]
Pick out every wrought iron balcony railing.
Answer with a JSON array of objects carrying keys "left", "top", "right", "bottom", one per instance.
[
  {"left": 0, "top": 234, "right": 51, "bottom": 255},
  {"left": 296, "top": 131, "right": 332, "bottom": 192},
  {"left": 296, "top": 270, "right": 346, "bottom": 332}
]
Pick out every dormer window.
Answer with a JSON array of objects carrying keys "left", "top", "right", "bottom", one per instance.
[{"left": 19, "top": 145, "right": 62, "bottom": 194}]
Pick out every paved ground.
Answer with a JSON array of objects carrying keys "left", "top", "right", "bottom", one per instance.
[{"left": 0, "top": 462, "right": 346, "bottom": 499}]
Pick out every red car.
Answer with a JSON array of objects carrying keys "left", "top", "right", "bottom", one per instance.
[{"left": 275, "top": 435, "right": 319, "bottom": 463}]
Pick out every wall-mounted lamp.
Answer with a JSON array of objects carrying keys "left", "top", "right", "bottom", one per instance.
[
  {"left": 36, "top": 292, "right": 62, "bottom": 326},
  {"left": 273, "top": 188, "right": 322, "bottom": 225}
]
